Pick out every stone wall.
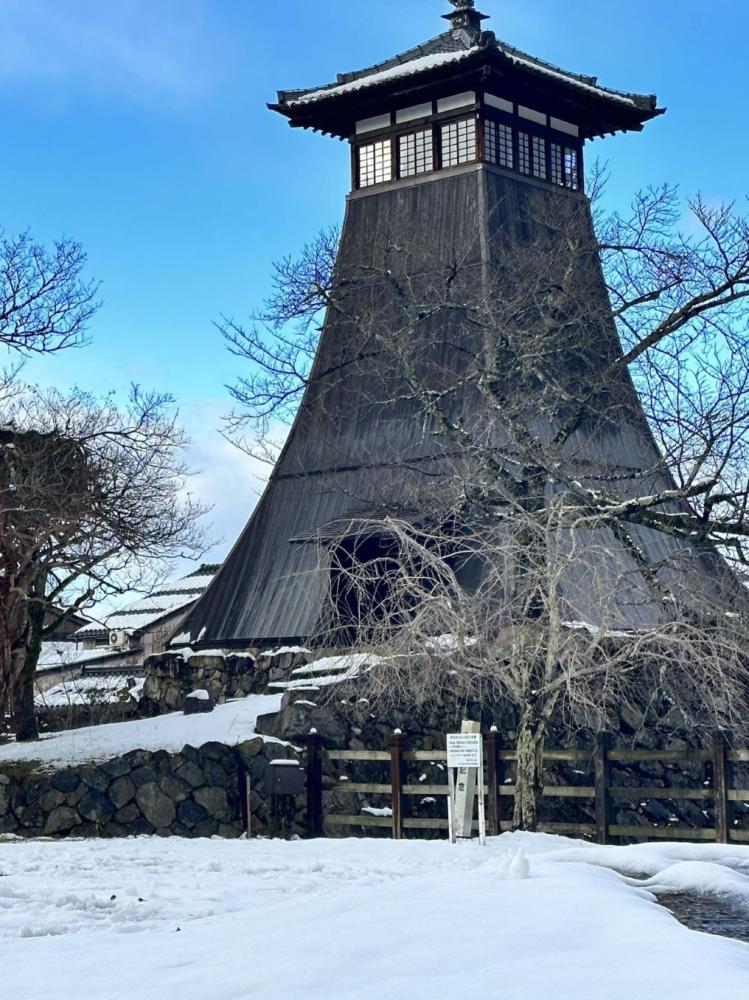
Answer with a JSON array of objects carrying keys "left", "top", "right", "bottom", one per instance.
[
  {"left": 139, "top": 648, "right": 311, "bottom": 715},
  {"left": 0, "top": 738, "right": 306, "bottom": 840}
]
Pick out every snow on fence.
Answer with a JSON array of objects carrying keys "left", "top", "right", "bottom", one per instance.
[{"left": 300, "top": 731, "right": 749, "bottom": 845}]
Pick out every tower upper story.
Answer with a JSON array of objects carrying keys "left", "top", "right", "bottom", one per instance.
[{"left": 270, "top": 1, "right": 663, "bottom": 197}]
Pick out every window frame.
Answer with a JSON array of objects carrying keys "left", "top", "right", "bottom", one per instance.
[{"left": 350, "top": 93, "right": 584, "bottom": 194}]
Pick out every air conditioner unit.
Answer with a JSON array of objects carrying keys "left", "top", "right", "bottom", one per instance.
[{"left": 109, "top": 629, "right": 130, "bottom": 649}]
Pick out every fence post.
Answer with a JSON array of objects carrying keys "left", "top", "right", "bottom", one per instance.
[
  {"left": 390, "top": 729, "right": 407, "bottom": 840},
  {"left": 305, "top": 729, "right": 323, "bottom": 839},
  {"left": 712, "top": 730, "right": 733, "bottom": 845},
  {"left": 594, "top": 731, "right": 613, "bottom": 845},
  {"left": 484, "top": 727, "right": 501, "bottom": 838}
]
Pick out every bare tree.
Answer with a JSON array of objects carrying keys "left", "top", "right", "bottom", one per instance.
[
  {"left": 218, "top": 226, "right": 339, "bottom": 463},
  {"left": 0, "top": 226, "right": 208, "bottom": 741},
  {"left": 225, "top": 180, "right": 749, "bottom": 828},
  {"left": 0, "top": 385, "right": 207, "bottom": 741},
  {"left": 317, "top": 503, "right": 748, "bottom": 830},
  {"left": 1, "top": 230, "right": 98, "bottom": 356}
]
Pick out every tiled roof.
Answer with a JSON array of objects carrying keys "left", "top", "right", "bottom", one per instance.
[
  {"left": 277, "top": 29, "right": 657, "bottom": 113},
  {"left": 75, "top": 565, "right": 220, "bottom": 638}
]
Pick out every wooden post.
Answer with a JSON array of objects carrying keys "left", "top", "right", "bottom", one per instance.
[
  {"left": 305, "top": 729, "right": 323, "bottom": 839},
  {"left": 235, "top": 758, "right": 252, "bottom": 838},
  {"left": 484, "top": 727, "right": 501, "bottom": 838},
  {"left": 712, "top": 730, "right": 733, "bottom": 845},
  {"left": 594, "top": 731, "right": 613, "bottom": 845},
  {"left": 390, "top": 730, "right": 407, "bottom": 841}
]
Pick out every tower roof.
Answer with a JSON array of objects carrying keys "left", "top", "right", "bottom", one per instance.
[{"left": 271, "top": 3, "right": 663, "bottom": 140}]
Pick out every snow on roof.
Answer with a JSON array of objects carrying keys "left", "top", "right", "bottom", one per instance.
[
  {"left": 286, "top": 48, "right": 479, "bottom": 106},
  {"left": 282, "top": 37, "right": 646, "bottom": 113},
  {"left": 36, "top": 644, "right": 125, "bottom": 673},
  {"left": 76, "top": 565, "right": 219, "bottom": 638},
  {"left": 290, "top": 653, "right": 378, "bottom": 677},
  {"left": 502, "top": 48, "right": 636, "bottom": 107}
]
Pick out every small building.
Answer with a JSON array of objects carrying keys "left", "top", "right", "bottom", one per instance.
[
  {"left": 35, "top": 609, "right": 94, "bottom": 695},
  {"left": 72, "top": 564, "right": 220, "bottom": 673}
]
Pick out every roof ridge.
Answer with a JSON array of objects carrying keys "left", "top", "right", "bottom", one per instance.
[
  {"left": 278, "top": 30, "right": 470, "bottom": 103},
  {"left": 335, "top": 31, "right": 467, "bottom": 86}
]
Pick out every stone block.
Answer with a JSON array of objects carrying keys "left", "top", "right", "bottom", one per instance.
[
  {"left": 193, "top": 787, "right": 233, "bottom": 821},
  {"left": 202, "top": 761, "right": 234, "bottom": 789},
  {"left": 101, "top": 758, "right": 132, "bottom": 780},
  {"left": 121, "top": 750, "right": 153, "bottom": 770},
  {"left": 109, "top": 776, "right": 136, "bottom": 810},
  {"left": 130, "top": 817, "right": 155, "bottom": 836},
  {"left": 131, "top": 766, "right": 158, "bottom": 788},
  {"left": 160, "top": 776, "right": 190, "bottom": 802},
  {"left": 217, "top": 823, "right": 242, "bottom": 839},
  {"left": 236, "top": 738, "right": 264, "bottom": 761},
  {"left": 76, "top": 767, "right": 111, "bottom": 794},
  {"left": 136, "top": 782, "right": 176, "bottom": 829},
  {"left": 184, "top": 691, "right": 214, "bottom": 715},
  {"left": 44, "top": 806, "right": 82, "bottom": 836},
  {"left": 26, "top": 779, "right": 52, "bottom": 804},
  {"left": 0, "top": 781, "right": 12, "bottom": 817},
  {"left": 66, "top": 783, "right": 87, "bottom": 808},
  {"left": 177, "top": 799, "right": 209, "bottom": 829},
  {"left": 114, "top": 804, "right": 140, "bottom": 825},
  {"left": 39, "top": 790, "right": 66, "bottom": 812},
  {"left": 101, "top": 822, "right": 128, "bottom": 839},
  {"left": 192, "top": 818, "right": 219, "bottom": 838},
  {"left": 175, "top": 761, "right": 204, "bottom": 788},
  {"left": 51, "top": 770, "right": 80, "bottom": 793},
  {"left": 79, "top": 789, "right": 115, "bottom": 824}
]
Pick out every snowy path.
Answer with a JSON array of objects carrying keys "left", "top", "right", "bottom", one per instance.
[{"left": 1, "top": 833, "right": 748, "bottom": 999}]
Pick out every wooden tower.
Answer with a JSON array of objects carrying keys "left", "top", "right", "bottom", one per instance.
[{"left": 182, "top": 2, "right": 738, "bottom": 649}]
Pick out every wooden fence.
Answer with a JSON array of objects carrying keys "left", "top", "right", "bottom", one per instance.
[{"left": 302, "top": 730, "right": 749, "bottom": 844}]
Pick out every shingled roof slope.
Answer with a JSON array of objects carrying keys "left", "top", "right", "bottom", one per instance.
[
  {"left": 76, "top": 564, "right": 220, "bottom": 639},
  {"left": 277, "top": 27, "right": 658, "bottom": 114}
]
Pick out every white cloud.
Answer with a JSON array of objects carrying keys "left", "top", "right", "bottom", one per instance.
[
  {"left": 0, "top": 0, "right": 230, "bottom": 106},
  {"left": 180, "top": 403, "right": 291, "bottom": 565}
]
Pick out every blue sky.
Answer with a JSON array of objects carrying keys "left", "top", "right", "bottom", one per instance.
[{"left": 2, "top": 0, "right": 748, "bottom": 564}]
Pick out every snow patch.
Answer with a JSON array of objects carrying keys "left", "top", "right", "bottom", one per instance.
[
  {"left": 0, "top": 835, "right": 747, "bottom": 999},
  {"left": 0, "top": 693, "right": 284, "bottom": 768}
]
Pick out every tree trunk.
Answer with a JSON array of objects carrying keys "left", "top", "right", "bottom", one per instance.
[
  {"left": 12, "top": 654, "right": 39, "bottom": 742},
  {"left": 11, "top": 574, "right": 46, "bottom": 742},
  {"left": 512, "top": 702, "right": 547, "bottom": 831}
]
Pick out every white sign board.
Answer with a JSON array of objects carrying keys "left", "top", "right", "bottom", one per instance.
[{"left": 446, "top": 732, "right": 482, "bottom": 769}]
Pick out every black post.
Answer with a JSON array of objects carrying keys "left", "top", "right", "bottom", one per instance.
[
  {"left": 712, "top": 730, "right": 733, "bottom": 845},
  {"left": 484, "top": 728, "right": 501, "bottom": 838},
  {"left": 235, "top": 756, "right": 251, "bottom": 837},
  {"left": 594, "top": 731, "right": 613, "bottom": 845},
  {"left": 305, "top": 730, "right": 324, "bottom": 839},
  {"left": 390, "top": 730, "right": 408, "bottom": 840}
]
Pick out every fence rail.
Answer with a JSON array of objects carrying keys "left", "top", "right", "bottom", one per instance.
[{"left": 301, "top": 730, "right": 748, "bottom": 845}]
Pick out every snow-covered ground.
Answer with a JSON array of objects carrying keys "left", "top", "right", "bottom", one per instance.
[
  {"left": 0, "top": 693, "right": 283, "bottom": 768},
  {"left": 36, "top": 674, "right": 144, "bottom": 708},
  {"left": 0, "top": 833, "right": 747, "bottom": 999}
]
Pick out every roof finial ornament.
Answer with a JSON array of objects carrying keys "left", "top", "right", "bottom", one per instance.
[{"left": 443, "top": 0, "right": 489, "bottom": 35}]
